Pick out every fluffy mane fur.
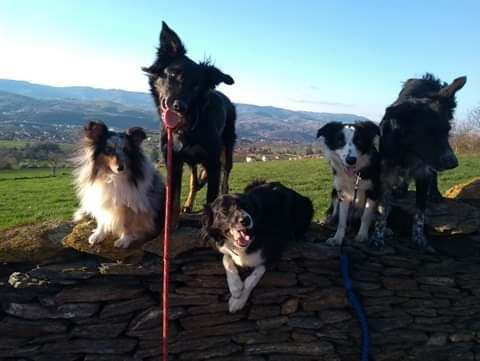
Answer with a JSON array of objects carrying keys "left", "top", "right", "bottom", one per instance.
[{"left": 72, "top": 122, "right": 165, "bottom": 248}]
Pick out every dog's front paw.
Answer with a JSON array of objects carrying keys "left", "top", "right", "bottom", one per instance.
[
  {"left": 368, "top": 232, "right": 384, "bottom": 249},
  {"left": 326, "top": 236, "right": 343, "bottom": 246},
  {"left": 88, "top": 230, "right": 104, "bottom": 245},
  {"left": 181, "top": 205, "right": 193, "bottom": 214},
  {"left": 114, "top": 235, "right": 134, "bottom": 249},
  {"left": 412, "top": 232, "right": 435, "bottom": 252},
  {"left": 354, "top": 232, "right": 368, "bottom": 243},
  {"left": 229, "top": 294, "right": 248, "bottom": 313},
  {"left": 230, "top": 281, "right": 244, "bottom": 299}
]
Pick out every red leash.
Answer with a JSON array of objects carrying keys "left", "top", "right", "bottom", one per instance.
[{"left": 161, "top": 109, "right": 181, "bottom": 361}]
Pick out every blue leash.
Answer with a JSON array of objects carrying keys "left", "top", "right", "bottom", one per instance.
[
  {"left": 340, "top": 251, "right": 371, "bottom": 361},
  {"left": 339, "top": 173, "right": 371, "bottom": 361}
]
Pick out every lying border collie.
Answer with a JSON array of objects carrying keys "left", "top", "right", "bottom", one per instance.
[
  {"left": 317, "top": 121, "right": 380, "bottom": 246},
  {"left": 370, "top": 73, "right": 466, "bottom": 249},
  {"left": 201, "top": 181, "right": 313, "bottom": 312},
  {"left": 73, "top": 121, "right": 165, "bottom": 248},
  {"left": 143, "top": 22, "right": 236, "bottom": 228}
]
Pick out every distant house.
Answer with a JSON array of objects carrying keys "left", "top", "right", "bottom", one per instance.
[
  {"left": 245, "top": 156, "right": 256, "bottom": 163},
  {"left": 261, "top": 155, "right": 267, "bottom": 162}
]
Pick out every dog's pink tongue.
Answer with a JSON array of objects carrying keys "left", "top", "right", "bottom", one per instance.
[
  {"left": 345, "top": 166, "right": 356, "bottom": 177},
  {"left": 162, "top": 109, "right": 182, "bottom": 129},
  {"left": 231, "top": 229, "right": 250, "bottom": 247}
]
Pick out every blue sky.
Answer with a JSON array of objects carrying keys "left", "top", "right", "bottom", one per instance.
[{"left": 0, "top": 0, "right": 478, "bottom": 121}]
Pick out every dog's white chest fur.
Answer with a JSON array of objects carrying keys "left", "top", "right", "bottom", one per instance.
[
  {"left": 218, "top": 245, "right": 264, "bottom": 268},
  {"left": 334, "top": 171, "right": 372, "bottom": 205}
]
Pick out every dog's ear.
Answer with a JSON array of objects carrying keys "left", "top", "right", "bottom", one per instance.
[
  {"left": 203, "top": 64, "right": 234, "bottom": 89},
  {"left": 159, "top": 21, "right": 186, "bottom": 58},
  {"left": 356, "top": 121, "right": 380, "bottom": 137},
  {"left": 439, "top": 76, "right": 467, "bottom": 98},
  {"left": 356, "top": 121, "right": 380, "bottom": 151},
  {"left": 316, "top": 122, "right": 343, "bottom": 139},
  {"left": 127, "top": 127, "right": 147, "bottom": 146},
  {"left": 84, "top": 121, "right": 108, "bottom": 143},
  {"left": 200, "top": 204, "right": 215, "bottom": 245}
]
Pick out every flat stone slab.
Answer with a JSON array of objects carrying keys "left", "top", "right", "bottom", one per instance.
[
  {"left": 0, "top": 221, "right": 73, "bottom": 264},
  {"left": 142, "top": 226, "right": 206, "bottom": 258},
  {"left": 62, "top": 220, "right": 144, "bottom": 263},
  {"left": 391, "top": 192, "right": 480, "bottom": 235},
  {"left": 445, "top": 177, "right": 480, "bottom": 208},
  {"left": 62, "top": 220, "right": 205, "bottom": 262}
]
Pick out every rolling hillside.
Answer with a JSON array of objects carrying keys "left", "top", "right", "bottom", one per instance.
[{"left": 0, "top": 79, "right": 370, "bottom": 143}]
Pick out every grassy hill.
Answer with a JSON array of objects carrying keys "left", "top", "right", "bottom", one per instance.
[{"left": 1, "top": 155, "right": 479, "bottom": 231}]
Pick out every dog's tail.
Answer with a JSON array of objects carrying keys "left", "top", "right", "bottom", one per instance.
[
  {"left": 244, "top": 179, "right": 267, "bottom": 193},
  {"left": 292, "top": 194, "right": 314, "bottom": 239}
]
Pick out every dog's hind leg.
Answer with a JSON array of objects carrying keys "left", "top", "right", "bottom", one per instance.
[
  {"left": 182, "top": 165, "right": 198, "bottom": 213},
  {"left": 427, "top": 172, "right": 443, "bottom": 203},
  {"left": 223, "top": 254, "right": 244, "bottom": 299},
  {"left": 220, "top": 147, "right": 233, "bottom": 195},
  {"left": 170, "top": 158, "right": 184, "bottom": 229},
  {"left": 412, "top": 177, "right": 431, "bottom": 249},
  {"left": 355, "top": 198, "right": 376, "bottom": 243},
  {"left": 369, "top": 189, "right": 392, "bottom": 249},
  {"left": 73, "top": 208, "right": 88, "bottom": 222},
  {"left": 205, "top": 161, "right": 221, "bottom": 203},
  {"left": 229, "top": 264, "right": 266, "bottom": 313}
]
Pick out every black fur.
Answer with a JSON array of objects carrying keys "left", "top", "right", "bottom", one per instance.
[
  {"left": 201, "top": 181, "right": 314, "bottom": 263},
  {"left": 370, "top": 73, "right": 466, "bottom": 249},
  {"left": 143, "top": 22, "right": 236, "bottom": 224}
]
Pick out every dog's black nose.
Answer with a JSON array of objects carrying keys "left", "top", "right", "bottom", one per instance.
[
  {"left": 240, "top": 215, "right": 252, "bottom": 228},
  {"left": 117, "top": 165, "right": 124, "bottom": 172},
  {"left": 346, "top": 156, "right": 357, "bottom": 166},
  {"left": 172, "top": 100, "right": 187, "bottom": 114},
  {"left": 439, "top": 153, "right": 458, "bottom": 170}
]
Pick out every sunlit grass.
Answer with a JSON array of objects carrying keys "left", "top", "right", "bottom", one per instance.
[{"left": 1, "top": 155, "right": 479, "bottom": 230}]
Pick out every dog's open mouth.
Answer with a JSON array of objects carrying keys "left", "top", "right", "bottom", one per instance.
[
  {"left": 161, "top": 100, "right": 184, "bottom": 127},
  {"left": 229, "top": 228, "right": 252, "bottom": 248},
  {"left": 344, "top": 165, "right": 357, "bottom": 177}
]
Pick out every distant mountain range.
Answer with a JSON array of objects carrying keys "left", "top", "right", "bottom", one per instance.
[{"left": 0, "top": 79, "right": 370, "bottom": 143}]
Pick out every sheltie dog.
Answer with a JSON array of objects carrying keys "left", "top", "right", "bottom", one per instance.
[{"left": 73, "top": 121, "right": 165, "bottom": 248}]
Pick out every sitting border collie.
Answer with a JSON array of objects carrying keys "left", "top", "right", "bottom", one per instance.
[
  {"left": 73, "top": 121, "right": 165, "bottom": 248},
  {"left": 201, "top": 181, "right": 313, "bottom": 312},
  {"left": 143, "top": 22, "right": 236, "bottom": 228},
  {"left": 370, "top": 73, "right": 466, "bottom": 250},
  {"left": 317, "top": 121, "right": 380, "bottom": 246}
]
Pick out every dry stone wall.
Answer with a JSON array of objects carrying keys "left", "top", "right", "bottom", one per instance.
[{"left": 1, "top": 237, "right": 480, "bottom": 361}]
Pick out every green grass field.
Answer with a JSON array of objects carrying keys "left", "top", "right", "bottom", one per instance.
[
  {"left": 0, "top": 140, "right": 74, "bottom": 152},
  {"left": 1, "top": 155, "right": 479, "bottom": 231}
]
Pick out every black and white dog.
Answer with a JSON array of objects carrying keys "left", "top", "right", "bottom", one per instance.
[
  {"left": 201, "top": 181, "right": 313, "bottom": 312},
  {"left": 143, "top": 22, "right": 236, "bottom": 228},
  {"left": 317, "top": 121, "right": 380, "bottom": 246},
  {"left": 370, "top": 73, "right": 466, "bottom": 249}
]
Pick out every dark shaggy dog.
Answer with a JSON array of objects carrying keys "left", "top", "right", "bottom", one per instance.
[
  {"left": 370, "top": 73, "right": 467, "bottom": 249},
  {"left": 201, "top": 181, "right": 313, "bottom": 312},
  {"left": 143, "top": 22, "right": 236, "bottom": 227},
  {"left": 317, "top": 121, "right": 380, "bottom": 246}
]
